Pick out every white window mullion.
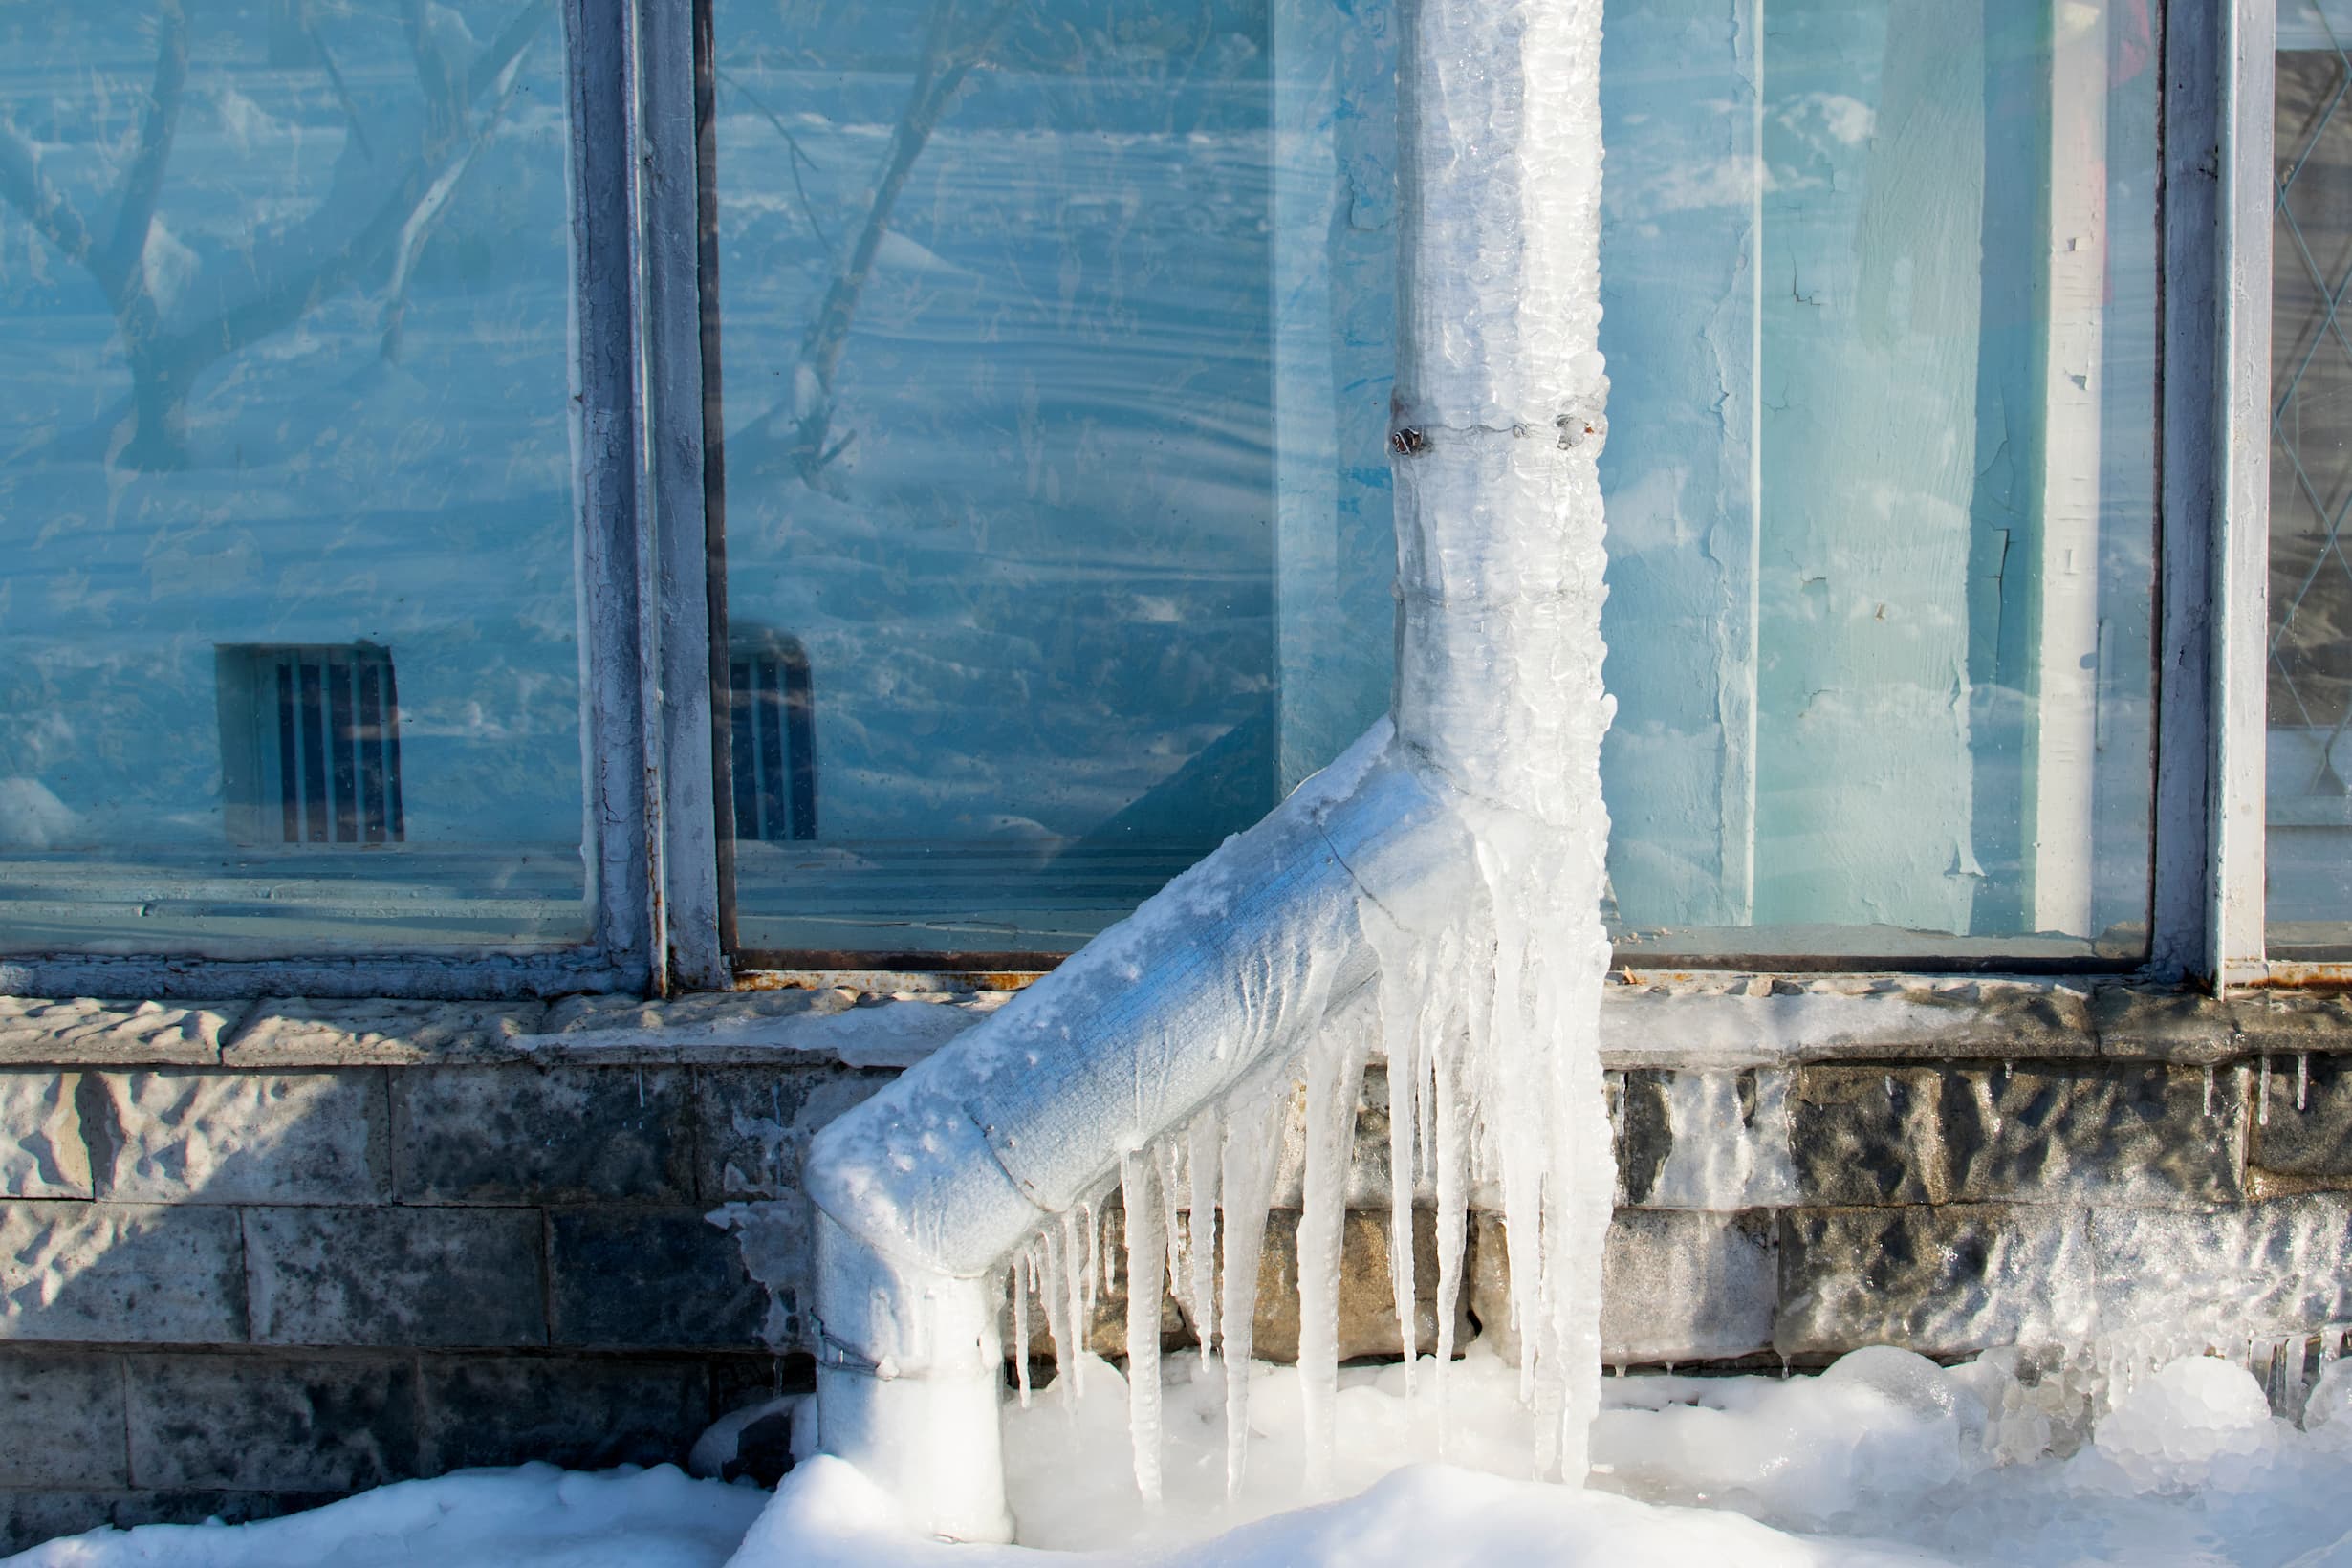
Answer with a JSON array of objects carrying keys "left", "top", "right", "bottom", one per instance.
[
  {"left": 2155, "top": 0, "right": 2271, "bottom": 987},
  {"left": 2215, "top": 0, "right": 2276, "bottom": 983}
]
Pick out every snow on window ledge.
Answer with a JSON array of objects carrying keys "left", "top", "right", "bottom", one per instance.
[{"left": 0, "top": 979, "right": 2333, "bottom": 1071}]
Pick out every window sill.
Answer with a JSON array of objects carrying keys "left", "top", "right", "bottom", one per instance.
[{"left": 0, "top": 975, "right": 2333, "bottom": 1073}]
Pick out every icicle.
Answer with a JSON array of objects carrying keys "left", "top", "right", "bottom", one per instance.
[
  {"left": 2261, "top": 1056, "right": 2273, "bottom": 1127},
  {"left": 1078, "top": 1202, "right": 1100, "bottom": 1341},
  {"left": 1155, "top": 1138, "right": 1187, "bottom": 1345},
  {"left": 2204, "top": 1064, "right": 2216, "bottom": 1118},
  {"left": 1429, "top": 931, "right": 1472, "bottom": 1451},
  {"left": 1059, "top": 1209, "right": 1089, "bottom": 1399},
  {"left": 2299, "top": 1053, "right": 2311, "bottom": 1113},
  {"left": 1296, "top": 1006, "right": 1371, "bottom": 1492},
  {"left": 1417, "top": 1004, "right": 1440, "bottom": 1181},
  {"left": 1121, "top": 1150, "right": 1166, "bottom": 1505},
  {"left": 1217, "top": 1078, "right": 1288, "bottom": 1498},
  {"left": 1388, "top": 993, "right": 1423, "bottom": 1391},
  {"left": 1469, "top": 807, "right": 1615, "bottom": 1484},
  {"left": 1187, "top": 1111, "right": 1221, "bottom": 1368},
  {"left": 1013, "top": 1250, "right": 1034, "bottom": 1409},
  {"left": 1038, "top": 1223, "right": 1072, "bottom": 1408}
]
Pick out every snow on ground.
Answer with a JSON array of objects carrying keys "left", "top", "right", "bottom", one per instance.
[
  {"left": 7, "top": 1465, "right": 767, "bottom": 1568},
  {"left": 20, "top": 1343, "right": 2352, "bottom": 1567}
]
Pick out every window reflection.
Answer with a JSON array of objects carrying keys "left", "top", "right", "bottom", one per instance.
[
  {"left": 2271, "top": 1, "right": 2352, "bottom": 948},
  {"left": 0, "top": 0, "right": 589, "bottom": 952},
  {"left": 1600, "top": 0, "right": 2159, "bottom": 961},
  {"left": 708, "top": 0, "right": 1398, "bottom": 958},
  {"left": 710, "top": 0, "right": 2162, "bottom": 966}
]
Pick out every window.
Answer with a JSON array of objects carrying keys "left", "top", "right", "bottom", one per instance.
[
  {"left": 698, "top": 0, "right": 1396, "bottom": 962},
  {"left": 0, "top": 0, "right": 2319, "bottom": 993},
  {"left": 2273, "top": 0, "right": 2352, "bottom": 953},
  {"left": 0, "top": 0, "right": 596, "bottom": 960},
  {"left": 1598, "top": 0, "right": 2159, "bottom": 964}
]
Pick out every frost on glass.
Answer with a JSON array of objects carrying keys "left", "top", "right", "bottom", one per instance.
[
  {"left": 2271, "top": 5, "right": 2352, "bottom": 948},
  {"left": 708, "top": 0, "right": 1399, "bottom": 957},
  {"left": 1596, "top": 0, "right": 2158, "bottom": 961},
  {"left": 0, "top": 0, "right": 590, "bottom": 952}
]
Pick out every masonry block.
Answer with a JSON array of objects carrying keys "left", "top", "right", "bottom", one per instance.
[
  {"left": 1001, "top": 1202, "right": 1446, "bottom": 1366},
  {"left": 546, "top": 989, "right": 860, "bottom": 1035},
  {"left": 2092, "top": 1193, "right": 2352, "bottom": 1336},
  {"left": 0, "top": 998, "right": 237, "bottom": 1066},
  {"left": 2236, "top": 991, "right": 2352, "bottom": 1056},
  {"left": 0, "top": 1349, "right": 126, "bottom": 1487},
  {"left": 126, "top": 1353, "right": 419, "bottom": 1491},
  {"left": 1619, "top": 1068, "right": 1798, "bottom": 1210},
  {"left": 1602, "top": 1209, "right": 1776, "bottom": 1362},
  {"left": 393, "top": 1066, "right": 694, "bottom": 1204},
  {"left": 1144, "top": 1063, "right": 1491, "bottom": 1216},
  {"left": 225, "top": 999, "right": 544, "bottom": 1066},
  {"left": 0, "top": 1072, "right": 90, "bottom": 1198},
  {"left": 1225, "top": 1208, "right": 1463, "bottom": 1364},
  {"left": 0, "top": 1202, "right": 245, "bottom": 1343},
  {"left": 707, "top": 1350, "right": 817, "bottom": 1420},
  {"left": 1469, "top": 1209, "right": 1775, "bottom": 1364},
  {"left": 85, "top": 1070, "right": 387, "bottom": 1205},
  {"left": 1274, "top": 1064, "right": 1442, "bottom": 1209},
  {"left": 2252, "top": 1053, "right": 2352, "bottom": 1178},
  {"left": 1775, "top": 1203, "right": 2094, "bottom": 1357},
  {"left": 1789, "top": 1067, "right": 1948, "bottom": 1206},
  {"left": 1617, "top": 1070, "right": 1672, "bottom": 1205},
  {"left": 417, "top": 1354, "right": 709, "bottom": 1473},
  {"left": 3, "top": 1489, "right": 120, "bottom": 1556},
  {"left": 1601, "top": 979, "right": 2094, "bottom": 1064},
  {"left": 692, "top": 1064, "right": 891, "bottom": 1206},
  {"left": 244, "top": 1206, "right": 544, "bottom": 1347},
  {"left": 548, "top": 1209, "right": 767, "bottom": 1349},
  {"left": 1945, "top": 1063, "right": 2241, "bottom": 1206},
  {"left": 2091, "top": 988, "right": 2246, "bottom": 1062}
]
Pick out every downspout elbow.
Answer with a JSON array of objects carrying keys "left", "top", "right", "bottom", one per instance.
[{"left": 801, "top": 725, "right": 1477, "bottom": 1540}]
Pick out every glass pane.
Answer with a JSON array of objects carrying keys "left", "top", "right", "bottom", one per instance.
[
  {"left": 708, "top": 0, "right": 1396, "bottom": 957},
  {"left": 709, "top": 0, "right": 2157, "bottom": 966},
  {"left": 0, "top": 0, "right": 590, "bottom": 953},
  {"left": 1599, "top": 0, "right": 2159, "bottom": 962},
  {"left": 2271, "top": 3, "right": 2352, "bottom": 949}
]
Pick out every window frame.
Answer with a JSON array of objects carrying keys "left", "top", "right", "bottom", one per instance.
[
  {"left": 0, "top": 0, "right": 660, "bottom": 1002},
  {"left": 0, "top": 0, "right": 2323, "bottom": 998}
]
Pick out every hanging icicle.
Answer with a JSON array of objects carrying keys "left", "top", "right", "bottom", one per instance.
[
  {"left": 1296, "top": 1004, "right": 1371, "bottom": 1492},
  {"left": 1013, "top": 1249, "right": 1034, "bottom": 1410},
  {"left": 1187, "top": 1110, "right": 1222, "bottom": 1369},
  {"left": 1121, "top": 1149, "right": 1166, "bottom": 1505},
  {"left": 1058, "top": 1211, "right": 1090, "bottom": 1399},
  {"left": 1038, "top": 1222, "right": 1073, "bottom": 1410},
  {"left": 1217, "top": 1078, "right": 1289, "bottom": 1497}
]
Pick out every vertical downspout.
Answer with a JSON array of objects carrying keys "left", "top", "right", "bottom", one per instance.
[
  {"left": 1388, "top": 0, "right": 1614, "bottom": 1481},
  {"left": 798, "top": 0, "right": 1614, "bottom": 1535}
]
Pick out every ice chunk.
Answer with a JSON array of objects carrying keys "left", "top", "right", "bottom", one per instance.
[{"left": 2094, "top": 1353, "right": 2277, "bottom": 1491}]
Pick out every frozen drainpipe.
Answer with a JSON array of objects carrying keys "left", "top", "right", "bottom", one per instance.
[{"left": 799, "top": 0, "right": 1610, "bottom": 1542}]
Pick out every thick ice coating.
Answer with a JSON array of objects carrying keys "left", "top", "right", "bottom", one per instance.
[{"left": 796, "top": 0, "right": 1616, "bottom": 1537}]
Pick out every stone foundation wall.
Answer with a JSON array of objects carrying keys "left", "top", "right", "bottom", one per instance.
[{"left": 3, "top": 983, "right": 2348, "bottom": 1551}]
